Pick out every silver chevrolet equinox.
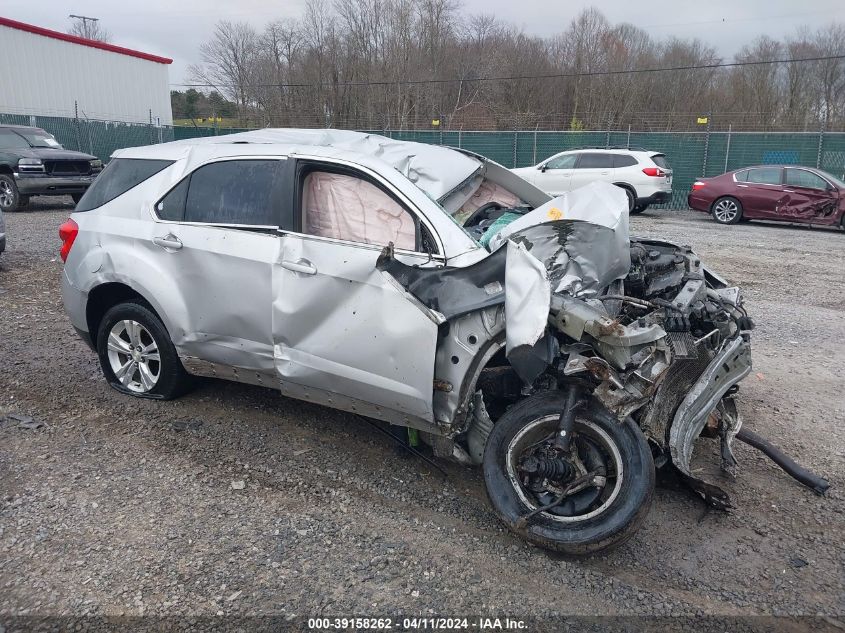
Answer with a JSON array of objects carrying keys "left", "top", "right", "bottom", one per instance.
[{"left": 60, "top": 129, "right": 827, "bottom": 555}]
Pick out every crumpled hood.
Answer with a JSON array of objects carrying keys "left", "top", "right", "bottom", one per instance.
[{"left": 496, "top": 181, "right": 631, "bottom": 298}]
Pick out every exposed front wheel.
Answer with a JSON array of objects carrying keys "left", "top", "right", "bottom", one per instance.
[
  {"left": 483, "top": 390, "right": 654, "bottom": 555},
  {"left": 0, "top": 175, "right": 22, "bottom": 212},
  {"left": 96, "top": 302, "right": 192, "bottom": 399},
  {"left": 711, "top": 196, "right": 743, "bottom": 224}
]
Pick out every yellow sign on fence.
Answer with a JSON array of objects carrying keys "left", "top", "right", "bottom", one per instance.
[{"left": 697, "top": 116, "right": 709, "bottom": 125}]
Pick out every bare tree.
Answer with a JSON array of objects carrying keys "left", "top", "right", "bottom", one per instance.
[
  {"left": 67, "top": 17, "right": 111, "bottom": 42},
  {"left": 189, "top": 21, "right": 260, "bottom": 125}
]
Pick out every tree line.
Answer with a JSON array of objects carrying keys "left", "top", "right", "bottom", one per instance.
[{"left": 182, "top": 5, "right": 845, "bottom": 132}]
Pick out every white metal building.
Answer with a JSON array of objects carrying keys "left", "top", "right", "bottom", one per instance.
[{"left": 0, "top": 17, "right": 173, "bottom": 124}]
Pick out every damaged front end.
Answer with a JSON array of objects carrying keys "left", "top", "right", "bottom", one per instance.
[{"left": 379, "top": 182, "right": 828, "bottom": 509}]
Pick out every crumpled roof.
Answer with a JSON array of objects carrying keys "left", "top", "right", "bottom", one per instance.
[{"left": 166, "top": 128, "right": 483, "bottom": 201}]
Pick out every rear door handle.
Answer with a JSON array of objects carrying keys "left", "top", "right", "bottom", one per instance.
[
  {"left": 153, "top": 235, "right": 182, "bottom": 250},
  {"left": 281, "top": 259, "right": 317, "bottom": 275},
  {"left": 783, "top": 189, "right": 795, "bottom": 193}
]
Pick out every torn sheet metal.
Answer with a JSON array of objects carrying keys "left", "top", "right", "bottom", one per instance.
[
  {"left": 487, "top": 181, "right": 629, "bottom": 251},
  {"left": 506, "top": 220, "right": 631, "bottom": 299},
  {"left": 668, "top": 336, "right": 753, "bottom": 508},
  {"left": 504, "top": 240, "right": 551, "bottom": 356}
]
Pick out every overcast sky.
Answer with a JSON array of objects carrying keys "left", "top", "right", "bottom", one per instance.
[{"left": 5, "top": 0, "right": 845, "bottom": 86}]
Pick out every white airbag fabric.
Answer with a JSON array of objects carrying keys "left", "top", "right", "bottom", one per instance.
[{"left": 303, "top": 171, "right": 416, "bottom": 251}]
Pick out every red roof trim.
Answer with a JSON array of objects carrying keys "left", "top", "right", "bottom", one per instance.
[{"left": 0, "top": 16, "right": 173, "bottom": 64}]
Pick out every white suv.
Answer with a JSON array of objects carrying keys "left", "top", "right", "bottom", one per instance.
[{"left": 512, "top": 148, "right": 673, "bottom": 214}]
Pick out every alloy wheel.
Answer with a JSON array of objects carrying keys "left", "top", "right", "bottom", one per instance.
[
  {"left": 0, "top": 180, "right": 13, "bottom": 208},
  {"left": 106, "top": 320, "right": 161, "bottom": 393},
  {"left": 713, "top": 199, "right": 739, "bottom": 223}
]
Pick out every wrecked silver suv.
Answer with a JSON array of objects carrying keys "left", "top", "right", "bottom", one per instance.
[{"left": 60, "top": 130, "right": 828, "bottom": 554}]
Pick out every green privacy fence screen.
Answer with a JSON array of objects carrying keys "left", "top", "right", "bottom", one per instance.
[{"left": 4, "top": 112, "right": 844, "bottom": 209}]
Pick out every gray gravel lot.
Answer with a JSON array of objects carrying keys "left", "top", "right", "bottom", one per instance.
[{"left": 1, "top": 198, "right": 843, "bottom": 625}]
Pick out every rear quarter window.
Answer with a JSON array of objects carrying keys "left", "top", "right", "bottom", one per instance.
[
  {"left": 612, "top": 154, "right": 638, "bottom": 168},
  {"left": 76, "top": 159, "right": 173, "bottom": 212},
  {"left": 651, "top": 155, "right": 670, "bottom": 169}
]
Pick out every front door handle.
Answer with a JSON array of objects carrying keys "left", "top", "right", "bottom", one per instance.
[
  {"left": 153, "top": 234, "right": 183, "bottom": 250},
  {"left": 281, "top": 259, "right": 317, "bottom": 275}
]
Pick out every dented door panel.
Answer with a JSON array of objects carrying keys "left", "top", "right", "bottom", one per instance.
[{"left": 272, "top": 234, "right": 439, "bottom": 426}]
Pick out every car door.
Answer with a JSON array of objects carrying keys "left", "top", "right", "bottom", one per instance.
[
  {"left": 148, "top": 157, "right": 287, "bottom": 377},
  {"left": 569, "top": 152, "right": 614, "bottom": 191},
  {"left": 780, "top": 168, "right": 840, "bottom": 225},
  {"left": 736, "top": 167, "right": 785, "bottom": 219},
  {"left": 533, "top": 153, "right": 577, "bottom": 196},
  {"left": 272, "top": 160, "right": 441, "bottom": 427}
]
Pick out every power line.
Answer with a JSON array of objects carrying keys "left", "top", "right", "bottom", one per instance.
[{"left": 170, "top": 54, "right": 845, "bottom": 90}]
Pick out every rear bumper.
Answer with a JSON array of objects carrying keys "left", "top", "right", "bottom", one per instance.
[
  {"left": 636, "top": 190, "right": 672, "bottom": 206},
  {"left": 687, "top": 193, "right": 710, "bottom": 212},
  {"left": 15, "top": 173, "right": 96, "bottom": 196},
  {"left": 62, "top": 270, "right": 94, "bottom": 350}
]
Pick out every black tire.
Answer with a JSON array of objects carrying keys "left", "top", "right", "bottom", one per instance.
[
  {"left": 71, "top": 193, "right": 84, "bottom": 205},
  {"left": 483, "top": 390, "right": 654, "bottom": 555},
  {"left": 711, "top": 196, "right": 743, "bottom": 225},
  {"left": 0, "top": 174, "right": 22, "bottom": 212},
  {"left": 630, "top": 204, "right": 647, "bottom": 215},
  {"left": 96, "top": 302, "right": 192, "bottom": 400}
]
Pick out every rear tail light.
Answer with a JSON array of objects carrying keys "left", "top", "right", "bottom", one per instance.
[
  {"left": 642, "top": 167, "right": 666, "bottom": 177},
  {"left": 59, "top": 218, "right": 79, "bottom": 262},
  {"left": 691, "top": 180, "right": 707, "bottom": 191}
]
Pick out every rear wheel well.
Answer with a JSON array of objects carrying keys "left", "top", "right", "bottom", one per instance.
[
  {"left": 86, "top": 283, "right": 162, "bottom": 340},
  {"left": 0, "top": 165, "right": 13, "bottom": 177},
  {"left": 613, "top": 182, "right": 636, "bottom": 196}
]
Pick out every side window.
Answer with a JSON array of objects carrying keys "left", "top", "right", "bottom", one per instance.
[
  {"left": 612, "top": 154, "right": 638, "bottom": 168},
  {"left": 734, "top": 170, "right": 749, "bottom": 182},
  {"left": 156, "top": 160, "right": 283, "bottom": 226},
  {"left": 0, "top": 129, "right": 30, "bottom": 149},
  {"left": 785, "top": 169, "right": 828, "bottom": 190},
  {"left": 77, "top": 159, "right": 173, "bottom": 212},
  {"left": 746, "top": 168, "right": 782, "bottom": 185},
  {"left": 545, "top": 154, "right": 577, "bottom": 170},
  {"left": 300, "top": 170, "right": 417, "bottom": 252},
  {"left": 576, "top": 153, "right": 614, "bottom": 169}
]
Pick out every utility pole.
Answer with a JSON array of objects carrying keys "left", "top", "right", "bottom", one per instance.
[
  {"left": 69, "top": 14, "right": 99, "bottom": 27},
  {"left": 68, "top": 15, "right": 102, "bottom": 40}
]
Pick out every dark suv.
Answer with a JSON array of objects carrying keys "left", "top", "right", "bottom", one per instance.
[{"left": 0, "top": 125, "right": 103, "bottom": 211}]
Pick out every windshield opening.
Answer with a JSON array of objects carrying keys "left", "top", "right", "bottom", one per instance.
[{"left": 16, "top": 129, "right": 63, "bottom": 149}]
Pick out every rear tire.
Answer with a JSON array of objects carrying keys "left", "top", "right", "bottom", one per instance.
[
  {"left": 711, "top": 196, "right": 743, "bottom": 224},
  {"left": 0, "top": 174, "right": 22, "bottom": 212},
  {"left": 483, "top": 390, "right": 655, "bottom": 555},
  {"left": 96, "top": 302, "right": 192, "bottom": 400},
  {"left": 630, "top": 204, "right": 647, "bottom": 215}
]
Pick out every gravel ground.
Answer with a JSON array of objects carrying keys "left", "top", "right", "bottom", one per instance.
[{"left": 1, "top": 198, "right": 843, "bottom": 627}]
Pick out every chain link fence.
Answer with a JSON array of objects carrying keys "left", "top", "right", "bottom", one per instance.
[{"left": 3, "top": 111, "right": 844, "bottom": 209}]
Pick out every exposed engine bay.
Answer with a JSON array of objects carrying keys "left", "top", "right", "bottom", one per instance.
[{"left": 379, "top": 182, "right": 829, "bottom": 516}]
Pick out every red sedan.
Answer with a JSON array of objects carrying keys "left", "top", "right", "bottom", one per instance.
[{"left": 688, "top": 165, "right": 845, "bottom": 228}]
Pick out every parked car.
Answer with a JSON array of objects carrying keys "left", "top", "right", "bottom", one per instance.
[
  {"left": 511, "top": 147, "right": 672, "bottom": 213},
  {"left": 59, "top": 130, "right": 826, "bottom": 555},
  {"left": 689, "top": 165, "right": 845, "bottom": 228},
  {"left": 0, "top": 124, "right": 103, "bottom": 212}
]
